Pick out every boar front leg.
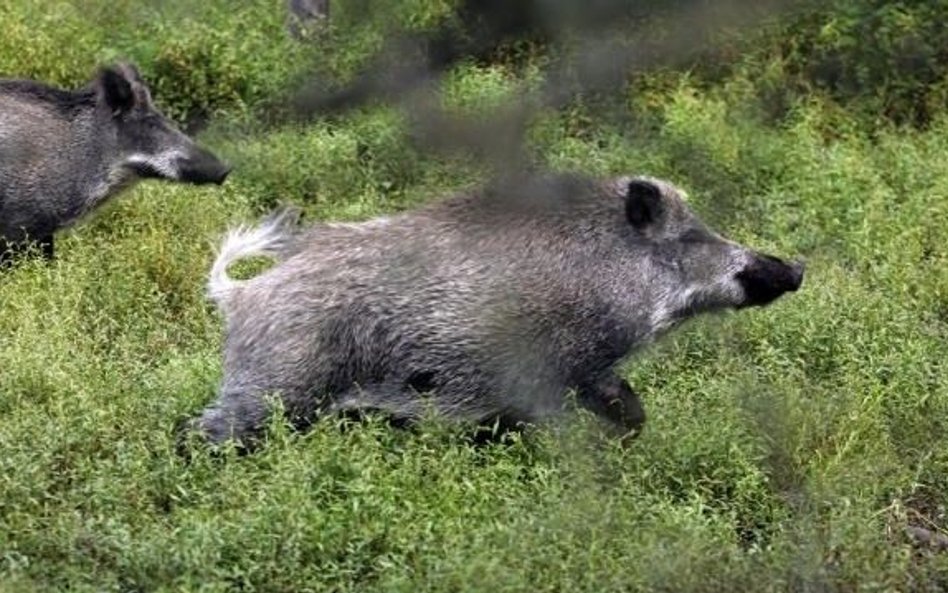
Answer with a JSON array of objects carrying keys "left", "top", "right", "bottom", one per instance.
[
  {"left": 39, "top": 235, "right": 54, "bottom": 260},
  {"left": 577, "top": 373, "right": 646, "bottom": 440}
]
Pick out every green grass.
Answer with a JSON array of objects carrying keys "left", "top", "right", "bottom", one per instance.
[{"left": 4, "top": 1, "right": 948, "bottom": 591}]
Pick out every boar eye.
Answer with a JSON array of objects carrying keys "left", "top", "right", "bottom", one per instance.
[{"left": 625, "top": 180, "right": 664, "bottom": 228}]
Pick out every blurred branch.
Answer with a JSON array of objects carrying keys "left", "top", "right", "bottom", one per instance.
[{"left": 288, "top": 0, "right": 805, "bottom": 173}]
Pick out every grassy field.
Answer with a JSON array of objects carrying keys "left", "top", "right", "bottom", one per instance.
[{"left": 3, "top": 1, "right": 948, "bottom": 591}]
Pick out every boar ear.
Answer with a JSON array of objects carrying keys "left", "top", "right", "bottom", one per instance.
[
  {"left": 98, "top": 65, "right": 138, "bottom": 115},
  {"left": 625, "top": 179, "right": 664, "bottom": 228}
]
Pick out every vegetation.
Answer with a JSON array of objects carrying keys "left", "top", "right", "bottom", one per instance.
[{"left": 3, "top": 1, "right": 948, "bottom": 590}]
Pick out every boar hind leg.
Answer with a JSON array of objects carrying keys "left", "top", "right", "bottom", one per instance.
[
  {"left": 190, "top": 390, "right": 276, "bottom": 449},
  {"left": 578, "top": 374, "right": 646, "bottom": 439}
]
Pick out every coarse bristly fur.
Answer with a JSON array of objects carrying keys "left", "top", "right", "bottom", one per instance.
[
  {"left": 193, "top": 173, "right": 804, "bottom": 448},
  {"left": 0, "top": 62, "right": 231, "bottom": 263}
]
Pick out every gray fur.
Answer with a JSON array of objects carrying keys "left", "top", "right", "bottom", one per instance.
[
  {"left": 194, "top": 173, "right": 804, "bottom": 446},
  {"left": 0, "top": 62, "right": 230, "bottom": 257}
]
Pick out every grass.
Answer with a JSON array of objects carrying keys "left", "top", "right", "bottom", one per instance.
[{"left": 4, "top": 1, "right": 948, "bottom": 591}]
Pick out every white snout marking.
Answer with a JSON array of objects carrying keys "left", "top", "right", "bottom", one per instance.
[
  {"left": 125, "top": 149, "right": 187, "bottom": 179},
  {"left": 648, "top": 244, "right": 753, "bottom": 332}
]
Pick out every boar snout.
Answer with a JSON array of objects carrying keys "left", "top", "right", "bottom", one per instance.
[
  {"left": 177, "top": 147, "right": 231, "bottom": 185},
  {"left": 736, "top": 253, "right": 804, "bottom": 308}
]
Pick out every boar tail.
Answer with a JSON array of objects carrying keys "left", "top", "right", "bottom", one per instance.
[{"left": 208, "top": 206, "right": 302, "bottom": 306}]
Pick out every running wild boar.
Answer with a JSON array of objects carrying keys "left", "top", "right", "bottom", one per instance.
[
  {"left": 190, "top": 174, "right": 803, "bottom": 447},
  {"left": 0, "top": 62, "right": 230, "bottom": 261}
]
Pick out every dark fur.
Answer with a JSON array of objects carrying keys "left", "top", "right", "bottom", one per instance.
[{"left": 0, "top": 80, "right": 97, "bottom": 116}]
